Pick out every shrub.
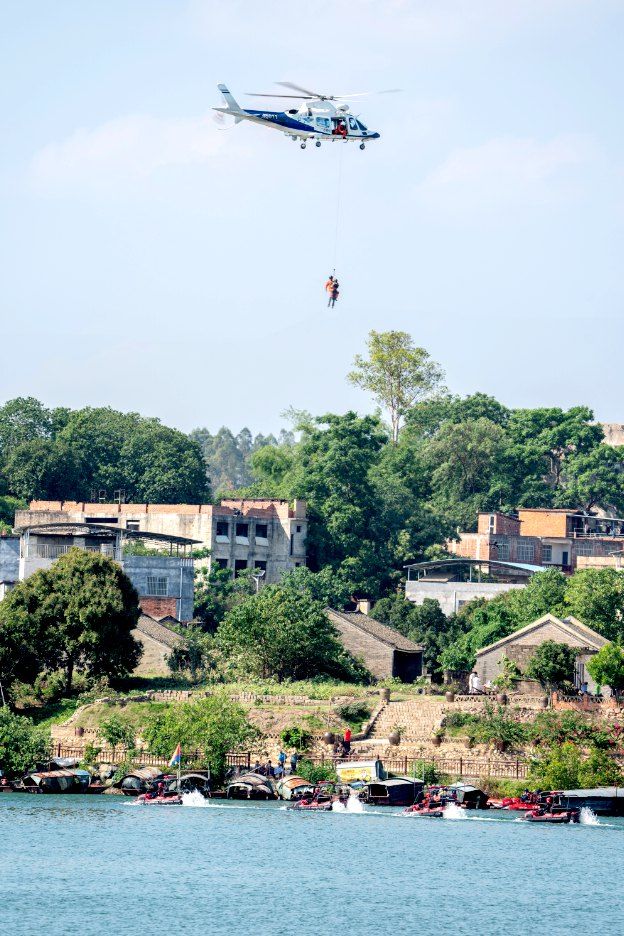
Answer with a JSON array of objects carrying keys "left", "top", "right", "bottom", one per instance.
[
  {"left": 99, "top": 714, "right": 136, "bottom": 751},
  {"left": 280, "top": 725, "right": 312, "bottom": 750},
  {"left": 296, "top": 760, "right": 338, "bottom": 784},
  {"left": 529, "top": 741, "right": 624, "bottom": 789},
  {"left": 336, "top": 702, "right": 371, "bottom": 727},
  {"left": 0, "top": 708, "right": 49, "bottom": 779}
]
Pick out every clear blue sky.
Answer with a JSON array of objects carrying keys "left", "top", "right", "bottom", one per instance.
[{"left": 2, "top": 1, "right": 623, "bottom": 435}]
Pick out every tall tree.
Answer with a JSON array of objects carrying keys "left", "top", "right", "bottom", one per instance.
[
  {"left": 0, "top": 549, "right": 142, "bottom": 694},
  {"left": 348, "top": 331, "right": 444, "bottom": 443}
]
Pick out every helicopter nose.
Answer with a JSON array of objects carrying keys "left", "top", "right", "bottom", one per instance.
[{"left": 369, "top": 132, "right": 380, "bottom": 139}]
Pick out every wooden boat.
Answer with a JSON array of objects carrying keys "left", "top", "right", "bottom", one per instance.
[
  {"left": 226, "top": 771, "right": 277, "bottom": 800},
  {"left": 276, "top": 775, "right": 314, "bottom": 801},
  {"left": 19, "top": 769, "right": 93, "bottom": 793},
  {"left": 360, "top": 777, "right": 423, "bottom": 807},
  {"left": 449, "top": 783, "right": 489, "bottom": 809},
  {"left": 119, "top": 767, "right": 163, "bottom": 796}
]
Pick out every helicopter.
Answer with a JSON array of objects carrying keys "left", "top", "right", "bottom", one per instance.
[{"left": 213, "top": 82, "right": 398, "bottom": 149}]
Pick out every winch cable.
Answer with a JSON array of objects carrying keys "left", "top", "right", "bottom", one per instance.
[{"left": 332, "top": 143, "right": 345, "bottom": 275}]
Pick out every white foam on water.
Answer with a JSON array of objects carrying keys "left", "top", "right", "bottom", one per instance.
[
  {"left": 331, "top": 800, "right": 346, "bottom": 811},
  {"left": 443, "top": 801, "right": 467, "bottom": 820},
  {"left": 331, "top": 795, "right": 365, "bottom": 813},
  {"left": 181, "top": 791, "right": 209, "bottom": 808},
  {"left": 579, "top": 807, "right": 600, "bottom": 826}
]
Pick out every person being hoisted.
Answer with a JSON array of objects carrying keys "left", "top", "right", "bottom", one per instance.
[{"left": 327, "top": 277, "right": 339, "bottom": 309}]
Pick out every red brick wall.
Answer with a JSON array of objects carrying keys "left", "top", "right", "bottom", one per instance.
[
  {"left": 477, "top": 512, "right": 520, "bottom": 535},
  {"left": 139, "top": 597, "right": 178, "bottom": 619},
  {"left": 518, "top": 510, "right": 570, "bottom": 537}
]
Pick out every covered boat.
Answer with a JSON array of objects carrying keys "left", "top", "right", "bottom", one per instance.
[
  {"left": 276, "top": 775, "right": 314, "bottom": 801},
  {"left": 449, "top": 783, "right": 489, "bottom": 810},
  {"left": 167, "top": 772, "right": 211, "bottom": 797},
  {"left": 360, "top": 777, "right": 423, "bottom": 807},
  {"left": 335, "top": 759, "right": 384, "bottom": 783},
  {"left": 119, "top": 767, "right": 163, "bottom": 796},
  {"left": 226, "top": 771, "right": 277, "bottom": 800},
  {"left": 557, "top": 787, "right": 624, "bottom": 817},
  {"left": 20, "top": 769, "right": 92, "bottom": 793}
]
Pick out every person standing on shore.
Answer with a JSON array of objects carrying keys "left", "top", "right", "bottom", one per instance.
[
  {"left": 290, "top": 751, "right": 299, "bottom": 775},
  {"left": 343, "top": 727, "right": 352, "bottom": 755}
]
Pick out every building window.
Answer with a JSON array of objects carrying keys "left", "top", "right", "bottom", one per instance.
[
  {"left": 254, "top": 560, "right": 267, "bottom": 572},
  {"left": 126, "top": 520, "right": 140, "bottom": 532},
  {"left": 234, "top": 559, "right": 248, "bottom": 576},
  {"left": 488, "top": 515, "right": 495, "bottom": 533},
  {"left": 494, "top": 543, "right": 509, "bottom": 561},
  {"left": 517, "top": 543, "right": 535, "bottom": 562},
  {"left": 576, "top": 541, "right": 594, "bottom": 556},
  {"left": 146, "top": 576, "right": 168, "bottom": 596},
  {"left": 215, "top": 558, "right": 228, "bottom": 569},
  {"left": 296, "top": 525, "right": 302, "bottom": 533},
  {"left": 256, "top": 523, "right": 268, "bottom": 539},
  {"left": 542, "top": 544, "right": 553, "bottom": 563},
  {"left": 216, "top": 521, "right": 229, "bottom": 538},
  {"left": 236, "top": 523, "right": 249, "bottom": 538}
]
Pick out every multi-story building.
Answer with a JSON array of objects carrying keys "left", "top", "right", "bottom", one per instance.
[
  {"left": 2, "top": 523, "right": 196, "bottom": 621},
  {"left": 448, "top": 509, "right": 624, "bottom": 572},
  {"left": 16, "top": 497, "right": 308, "bottom": 584}
]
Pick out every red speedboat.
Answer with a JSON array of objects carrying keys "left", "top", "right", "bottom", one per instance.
[
  {"left": 137, "top": 792, "right": 183, "bottom": 805},
  {"left": 524, "top": 809, "right": 579, "bottom": 824},
  {"left": 288, "top": 781, "right": 347, "bottom": 811},
  {"left": 402, "top": 803, "right": 444, "bottom": 818}
]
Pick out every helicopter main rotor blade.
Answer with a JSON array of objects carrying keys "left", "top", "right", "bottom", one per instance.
[
  {"left": 276, "top": 81, "right": 328, "bottom": 99},
  {"left": 246, "top": 92, "right": 314, "bottom": 99}
]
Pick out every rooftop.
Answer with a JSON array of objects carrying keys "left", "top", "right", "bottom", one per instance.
[{"left": 327, "top": 609, "right": 424, "bottom": 653}]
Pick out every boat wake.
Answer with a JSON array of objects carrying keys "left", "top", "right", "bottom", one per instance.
[
  {"left": 182, "top": 791, "right": 209, "bottom": 808},
  {"left": 332, "top": 795, "right": 365, "bottom": 813},
  {"left": 579, "top": 807, "right": 600, "bottom": 826},
  {"left": 442, "top": 802, "right": 467, "bottom": 821}
]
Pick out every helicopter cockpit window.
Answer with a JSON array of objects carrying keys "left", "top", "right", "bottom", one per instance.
[
  {"left": 316, "top": 117, "right": 331, "bottom": 130},
  {"left": 348, "top": 117, "right": 358, "bottom": 131},
  {"left": 357, "top": 120, "right": 368, "bottom": 132}
]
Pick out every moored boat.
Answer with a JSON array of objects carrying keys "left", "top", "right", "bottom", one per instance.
[
  {"left": 276, "top": 775, "right": 314, "bottom": 801},
  {"left": 226, "top": 771, "right": 277, "bottom": 800},
  {"left": 360, "top": 777, "right": 423, "bottom": 807}
]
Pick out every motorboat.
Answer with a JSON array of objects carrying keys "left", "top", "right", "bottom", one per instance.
[
  {"left": 449, "top": 783, "right": 489, "bottom": 809},
  {"left": 119, "top": 767, "right": 164, "bottom": 796},
  {"left": 402, "top": 803, "right": 444, "bottom": 818},
  {"left": 524, "top": 809, "right": 579, "bottom": 824},
  {"left": 287, "top": 782, "right": 348, "bottom": 811},
  {"left": 137, "top": 792, "right": 183, "bottom": 806}
]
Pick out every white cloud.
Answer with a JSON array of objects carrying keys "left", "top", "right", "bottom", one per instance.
[
  {"left": 415, "top": 135, "right": 596, "bottom": 216},
  {"left": 29, "top": 112, "right": 234, "bottom": 195}
]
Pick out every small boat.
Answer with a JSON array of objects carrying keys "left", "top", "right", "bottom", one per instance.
[
  {"left": 276, "top": 775, "right": 314, "bottom": 801},
  {"left": 524, "top": 809, "right": 579, "bottom": 824},
  {"left": 137, "top": 793, "right": 183, "bottom": 806},
  {"left": 287, "top": 781, "right": 347, "bottom": 811},
  {"left": 402, "top": 803, "right": 444, "bottom": 817},
  {"left": 19, "top": 769, "right": 93, "bottom": 794},
  {"left": 360, "top": 777, "right": 423, "bottom": 808},
  {"left": 119, "top": 767, "right": 164, "bottom": 796},
  {"left": 449, "top": 783, "right": 489, "bottom": 810},
  {"left": 226, "top": 771, "right": 277, "bottom": 800}
]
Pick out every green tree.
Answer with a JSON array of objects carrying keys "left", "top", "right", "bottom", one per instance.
[
  {"left": 193, "top": 565, "right": 257, "bottom": 631},
  {"left": 0, "top": 397, "right": 52, "bottom": 455},
  {"left": 0, "top": 708, "right": 49, "bottom": 779},
  {"left": 370, "top": 594, "right": 451, "bottom": 677},
  {"left": 143, "top": 694, "right": 257, "bottom": 781},
  {"left": 525, "top": 640, "right": 576, "bottom": 691},
  {"left": 587, "top": 643, "right": 624, "bottom": 698},
  {"left": 0, "top": 550, "right": 141, "bottom": 694},
  {"left": 558, "top": 446, "right": 624, "bottom": 514},
  {"left": 217, "top": 586, "right": 369, "bottom": 682},
  {"left": 280, "top": 566, "right": 352, "bottom": 610},
  {"left": 529, "top": 741, "right": 623, "bottom": 789},
  {"left": 99, "top": 713, "right": 136, "bottom": 751},
  {"left": 564, "top": 568, "right": 624, "bottom": 640},
  {"left": 348, "top": 331, "right": 444, "bottom": 442}
]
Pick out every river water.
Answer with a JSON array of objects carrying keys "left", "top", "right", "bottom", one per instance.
[{"left": 2, "top": 794, "right": 623, "bottom": 936}]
